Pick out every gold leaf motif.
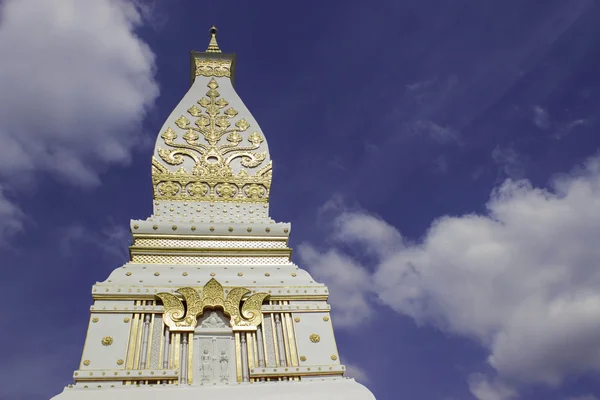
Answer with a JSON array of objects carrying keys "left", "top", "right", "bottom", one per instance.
[
  {"left": 183, "top": 129, "right": 199, "bottom": 143},
  {"left": 158, "top": 181, "right": 180, "bottom": 196},
  {"left": 175, "top": 115, "right": 190, "bottom": 129},
  {"left": 161, "top": 127, "right": 177, "bottom": 141},
  {"left": 309, "top": 334, "right": 320, "bottom": 343},
  {"left": 248, "top": 132, "right": 263, "bottom": 145},
  {"left": 187, "top": 105, "right": 202, "bottom": 117},
  {"left": 187, "top": 182, "right": 208, "bottom": 197},
  {"left": 245, "top": 184, "right": 265, "bottom": 199},
  {"left": 101, "top": 336, "right": 114, "bottom": 346},
  {"left": 235, "top": 119, "right": 250, "bottom": 131},
  {"left": 224, "top": 108, "right": 238, "bottom": 117},
  {"left": 216, "top": 183, "right": 236, "bottom": 198}
]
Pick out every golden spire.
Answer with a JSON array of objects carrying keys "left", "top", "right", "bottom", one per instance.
[{"left": 206, "top": 25, "right": 222, "bottom": 53}]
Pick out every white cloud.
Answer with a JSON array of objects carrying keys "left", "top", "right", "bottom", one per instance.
[
  {"left": 533, "top": 106, "right": 551, "bottom": 130},
  {"left": 0, "top": 185, "right": 24, "bottom": 241},
  {"left": 344, "top": 362, "right": 370, "bottom": 384},
  {"left": 0, "top": 0, "right": 159, "bottom": 239},
  {"left": 468, "top": 374, "right": 517, "bottom": 400},
  {"left": 298, "top": 153, "right": 600, "bottom": 394},
  {"left": 410, "top": 119, "right": 459, "bottom": 144},
  {"left": 492, "top": 146, "right": 525, "bottom": 180}
]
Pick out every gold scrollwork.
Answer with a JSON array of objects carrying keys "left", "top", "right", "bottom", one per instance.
[
  {"left": 152, "top": 78, "right": 272, "bottom": 203},
  {"left": 195, "top": 58, "right": 231, "bottom": 78},
  {"left": 156, "top": 278, "right": 269, "bottom": 332}
]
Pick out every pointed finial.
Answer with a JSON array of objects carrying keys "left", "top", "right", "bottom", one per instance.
[{"left": 206, "top": 25, "right": 222, "bottom": 53}]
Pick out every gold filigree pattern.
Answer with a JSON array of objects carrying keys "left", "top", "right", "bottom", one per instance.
[
  {"left": 152, "top": 78, "right": 272, "bottom": 203},
  {"left": 156, "top": 278, "right": 269, "bottom": 332},
  {"left": 194, "top": 58, "right": 231, "bottom": 77}
]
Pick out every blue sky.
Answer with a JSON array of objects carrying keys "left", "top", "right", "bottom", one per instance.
[{"left": 1, "top": 0, "right": 600, "bottom": 399}]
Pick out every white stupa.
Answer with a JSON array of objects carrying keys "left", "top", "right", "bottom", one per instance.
[{"left": 52, "top": 27, "right": 376, "bottom": 400}]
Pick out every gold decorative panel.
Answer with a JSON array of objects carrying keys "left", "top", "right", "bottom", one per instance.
[
  {"left": 152, "top": 78, "right": 271, "bottom": 203},
  {"left": 156, "top": 278, "right": 269, "bottom": 332}
]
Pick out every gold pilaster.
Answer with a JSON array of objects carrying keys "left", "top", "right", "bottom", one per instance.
[{"left": 235, "top": 332, "right": 243, "bottom": 383}]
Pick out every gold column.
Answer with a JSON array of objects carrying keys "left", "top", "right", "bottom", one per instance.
[
  {"left": 173, "top": 333, "right": 181, "bottom": 370},
  {"left": 126, "top": 303, "right": 140, "bottom": 370},
  {"left": 187, "top": 332, "right": 193, "bottom": 384},
  {"left": 235, "top": 332, "right": 242, "bottom": 383}
]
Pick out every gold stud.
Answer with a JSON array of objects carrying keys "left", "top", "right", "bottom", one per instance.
[
  {"left": 126, "top": 272, "right": 132, "bottom": 276},
  {"left": 228, "top": 227, "right": 233, "bottom": 232},
  {"left": 237, "top": 272, "right": 243, "bottom": 276},
  {"left": 294, "top": 317, "right": 300, "bottom": 323},
  {"left": 291, "top": 273, "right": 297, "bottom": 277},
  {"left": 323, "top": 316, "right": 330, "bottom": 321},
  {"left": 101, "top": 336, "right": 114, "bottom": 346},
  {"left": 210, "top": 226, "right": 215, "bottom": 231},
  {"left": 210, "top": 272, "right": 216, "bottom": 276},
  {"left": 309, "top": 334, "right": 320, "bottom": 343},
  {"left": 152, "top": 225, "right": 158, "bottom": 230},
  {"left": 133, "top": 224, "right": 139, "bottom": 229},
  {"left": 284, "top": 228, "right": 289, "bottom": 233},
  {"left": 154, "top": 272, "right": 160, "bottom": 276},
  {"left": 191, "top": 226, "right": 196, "bottom": 231},
  {"left": 83, "top": 360, "right": 90, "bottom": 366},
  {"left": 265, "top": 227, "right": 270, "bottom": 232},
  {"left": 92, "top": 317, "right": 99, "bottom": 323},
  {"left": 264, "top": 272, "right": 270, "bottom": 277},
  {"left": 182, "top": 272, "right": 188, "bottom": 276},
  {"left": 124, "top": 318, "right": 130, "bottom": 323},
  {"left": 247, "top": 227, "right": 252, "bottom": 232},
  {"left": 331, "top": 355, "right": 338, "bottom": 361},
  {"left": 172, "top": 225, "right": 177, "bottom": 230}
]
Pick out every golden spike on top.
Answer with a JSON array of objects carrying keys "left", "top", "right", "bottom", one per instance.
[{"left": 206, "top": 25, "right": 222, "bottom": 53}]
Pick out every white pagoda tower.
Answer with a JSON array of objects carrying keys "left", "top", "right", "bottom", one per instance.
[{"left": 52, "top": 28, "right": 376, "bottom": 400}]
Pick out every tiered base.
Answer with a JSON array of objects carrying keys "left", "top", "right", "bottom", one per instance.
[{"left": 52, "top": 378, "right": 376, "bottom": 400}]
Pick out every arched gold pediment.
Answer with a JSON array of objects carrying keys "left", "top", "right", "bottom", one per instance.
[{"left": 156, "top": 278, "right": 269, "bottom": 332}]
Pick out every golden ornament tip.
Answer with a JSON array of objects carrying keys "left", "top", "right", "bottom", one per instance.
[{"left": 206, "top": 25, "right": 222, "bottom": 53}]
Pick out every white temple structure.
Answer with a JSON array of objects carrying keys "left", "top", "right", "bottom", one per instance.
[{"left": 52, "top": 27, "right": 376, "bottom": 400}]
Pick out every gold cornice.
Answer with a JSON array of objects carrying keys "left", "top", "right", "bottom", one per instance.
[
  {"left": 92, "top": 294, "right": 329, "bottom": 302},
  {"left": 132, "top": 234, "right": 289, "bottom": 241},
  {"left": 129, "top": 246, "right": 291, "bottom": 255}
]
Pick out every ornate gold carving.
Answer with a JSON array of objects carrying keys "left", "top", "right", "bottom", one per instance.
[
  {"left": 156, "top": 278, "right": 269, "bottom": 332},
  {"left": 309, "top": 334, "right": 320, "bottom": 343},
  {"left": 194, "top": 59, "right": 231, "bottom": 77},
  {"left": 152, "top": 78, "right": 271, "bottom": 203},
  {"left": 101, "top": 336, "right": 114, "bottom": 346}
]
